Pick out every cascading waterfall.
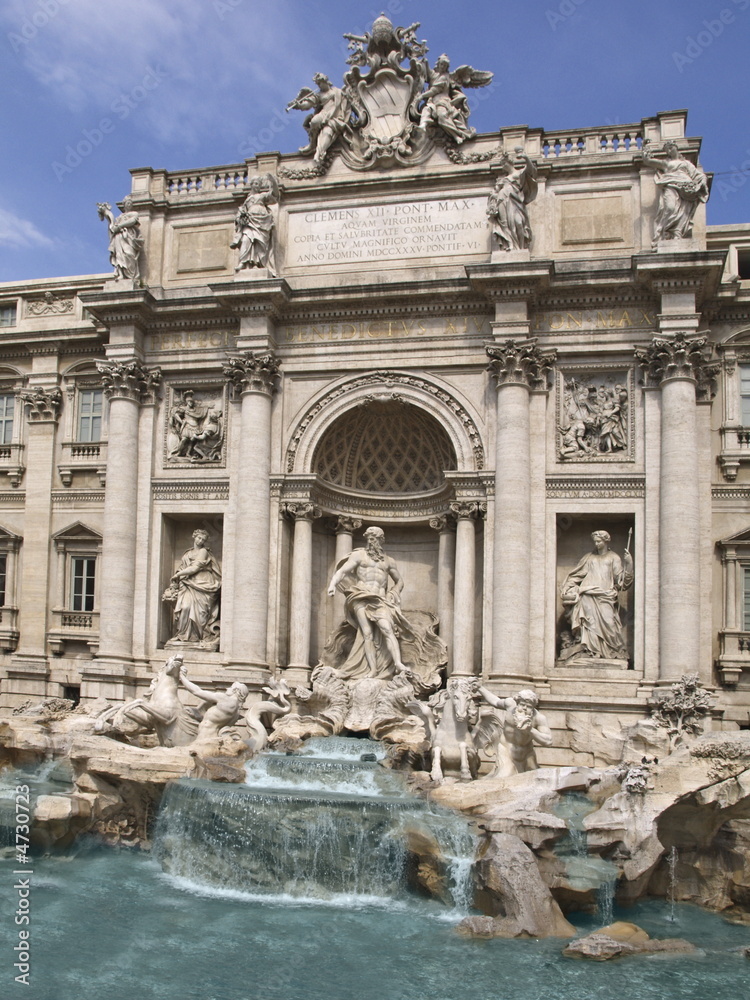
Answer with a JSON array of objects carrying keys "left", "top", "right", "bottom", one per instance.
[
  {"left": 153, "top": 737, "right": 476, "bottom": 909},
  {"left": 554, "top": 791, "right": 620, "bottom": 922}
]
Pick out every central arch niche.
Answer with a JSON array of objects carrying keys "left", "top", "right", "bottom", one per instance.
[{"left": 313, "top": 400, "right": 457, "bottom": 494}]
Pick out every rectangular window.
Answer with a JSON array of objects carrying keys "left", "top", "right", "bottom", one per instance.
[
  {"left": 77, "top": 389, "right": 102, "bottom": 442},
  {"left": 0, "top": 553, "right": 6, "bottom": 606},
  {"left": 0, "top": 394, "right": 14, "bottom": 445},
  {"left": 0, "top": 304, "right": 16, "bottom": 328},
  {"left": 741, "top": 366, "right": 750, "bottom": 426},
  {"left": 71, "top": 557, "right": 96, "bottom": 612}
]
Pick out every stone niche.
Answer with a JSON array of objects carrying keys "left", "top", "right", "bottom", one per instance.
[
  {"left": 555, "top": 513, "right": 635, "bottom": 669},
  {"left": 159, "top": 515, "right": 224, "bottom": 650},
  {"left": 309, "top": 523, "right": 445, "bottom": 668}
]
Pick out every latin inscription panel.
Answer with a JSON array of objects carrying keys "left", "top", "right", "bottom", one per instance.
[{"left": 286, "top": 197, "right": 488, "bottom": 267}]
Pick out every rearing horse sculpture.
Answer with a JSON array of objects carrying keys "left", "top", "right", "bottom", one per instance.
[{"left": 423, "top": 675, "right": 482, "bottom": 782}]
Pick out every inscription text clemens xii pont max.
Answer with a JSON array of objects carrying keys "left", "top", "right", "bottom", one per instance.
[{"left": 286, "top": 197, "right": 487, "bottom": 266}]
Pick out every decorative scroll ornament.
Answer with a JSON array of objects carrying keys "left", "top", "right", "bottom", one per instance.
[
  {"left": 222, "top": 351, "right": 281, "bottom": 396},
  {"left": 635, "top": 333, "right": 720, "bottom": 399},
  {"left": 25, "top": 292, "right": 74, "bottom": 317},
  {"left": 335, "top": 515, "right": 362, "bottom": 534},
  {"left": 20, "top": 386, "right": 62, "bottom": 422},
  {"left": 486, "top": 340, "right": 557, "bottom": 390},
  {"left": 282, "top": 15, "right": 492, "bottom": 174},
  {"left": 97, "top": 360, "right": 162, "bottom": 402}
]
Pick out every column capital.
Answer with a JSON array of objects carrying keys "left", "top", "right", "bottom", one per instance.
[
  {"left": 280, "top": 501, "right": 322, "bottom": 522},
  {"left": 635, "top": 333, "right": 720, "bottom": 399},
  {"left": 20, "top": 386, "right": 62, "bottom": 423},
  {"left": 429, "top": 512, "right": 457, "bottom": 533},
  {"left": 224, "top": 351, "right": 281, "bottom": 397},
  {"left": 335, "top": 515, "right": 362, "bottom": 535},
  {"left": 449, "top": 500, "right": 486, "bottom": 520},
  {"left": 97, "top": 359, "right": 162, "bottom": 403},
  {"left": 486, "top": 339, "right": 556, "bottom": 390}
]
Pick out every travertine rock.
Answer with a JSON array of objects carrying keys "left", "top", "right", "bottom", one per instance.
[
  {"left": 458, "top": 832, "right": 575, "bottom": 938},
  {"left": 563, "top": 923, "right": 696, "bottom": 961}
]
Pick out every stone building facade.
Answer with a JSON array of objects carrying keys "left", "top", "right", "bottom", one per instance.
[{"left": 1, "top": 23, "right": 749, "bottom": 759}]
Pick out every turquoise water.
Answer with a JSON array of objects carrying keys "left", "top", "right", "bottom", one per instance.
[{"left": 1, "top": 762, "right": 749, "bottom": 1000}]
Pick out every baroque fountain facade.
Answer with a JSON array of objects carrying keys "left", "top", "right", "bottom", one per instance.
[{"left": 1, "top": 14, "right": 750, "bottom": 974}]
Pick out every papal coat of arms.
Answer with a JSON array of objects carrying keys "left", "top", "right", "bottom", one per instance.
[{"left": 285, "top": 15, "right": 493, "bottom": 173}]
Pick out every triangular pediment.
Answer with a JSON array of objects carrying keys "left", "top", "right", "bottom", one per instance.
[
  {"left": 719, "top": 526, "right": 750, "bottom": 546},
  {"left": 52, "top": 522, "right": 102, "bottom": 542}
]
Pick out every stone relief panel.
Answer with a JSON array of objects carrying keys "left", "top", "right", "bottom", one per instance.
[
  {"left": 164, "top": 384, "right": 227, "bottom": 467},
  {"left": 556, "top": 367, "right": 634, "bottom": 462}
]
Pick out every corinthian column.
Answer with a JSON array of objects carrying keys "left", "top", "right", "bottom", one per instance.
[
  {"left": 96, "top": 360, "right": 161, "bottom": 663},
  {"left": 333, "top": 516, "right": 361, "bottom": 624},
  {"left": 430, "top": 513, "right": 456, "bottom": 667},
  {"left": 449, "top": 501, "right": 484, "bottom": 676},
  {"left": 636, "top": 333, "right": 718, "bottom": 681},
  {"left": 282, "top": 502, "right": 322, "bottom": 671},
  {"left": 223, "top": 352, "right": 280, "bottom": 667},
  {"left": 486, "top": 340, "right": 555, "bottom": 680},
  {"left": 14, "top": 386, "right": 62, "bottom": 672}
]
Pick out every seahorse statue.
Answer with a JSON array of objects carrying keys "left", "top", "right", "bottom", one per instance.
[{"left": 244, "top": 677, "right": 292, "bottom": 752}]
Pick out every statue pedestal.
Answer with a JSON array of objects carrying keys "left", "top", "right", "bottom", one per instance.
[
  {"left": 165, "top": 637, "right": 220, "bottom": 653},
  {"left": 491, "top": 249, "right": 531, "bottom": 264},
  {"left": 233, "top": 267, "right": 275, "bottom": 280},
  {"left": 556, "top": 653, "right": 630, "bottom": 670},
  {"left": 652, "top": 237, "right": 700, "bottom": 253}
]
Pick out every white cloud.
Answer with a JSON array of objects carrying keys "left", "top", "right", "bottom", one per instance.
[
  {"left": 0, "top": 206, "right": 55, "bottom": 250},
  {"left": 2, "top": 0, "right": 315, "bottom": 146}
]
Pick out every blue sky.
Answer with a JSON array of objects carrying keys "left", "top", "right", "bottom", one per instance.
[{"left": 1, "top": 0, "right": 749, "bottom": 282}]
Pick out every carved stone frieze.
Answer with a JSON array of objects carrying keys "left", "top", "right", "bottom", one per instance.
[
  {"left": 486, "top": 339, "right": 556, "bottom": 390},
  {"left": 635, "top": 333, "right": 720, "bottom": 399},
  {"left": 25, "top": 292, "right": 75, "bottom": 317},
  {"left": 165, "top": 385, "right": 226, "bottom": 466},
  {"left": 223, "top": 351, "right": 281, "bottom": 397},
  {"left": 20, "top": 386, "right": 62, "bottom": 422},
  {"left": 557, "top": 368, "right": 634, "bottom": 462},
  {"left": 546, "top": 476, "right": 645, "bottom": 499},
  {"left": 285, "top": 371, "right": 484, "bottom": 473},
  {"left": 97, "top": 360, "right": 162, "bottom": 403}
]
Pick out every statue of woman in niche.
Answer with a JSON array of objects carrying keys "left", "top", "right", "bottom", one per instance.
[
  {"left": 560, "top": 530, "right": 633, "bottom": 661},
  {"left": 487, "top": 147, "right": 538, "bottom": 252},
  {"left": 640, "top": 141, "right": 709, "bottom": 247},
  {"left": 163, "top": 529, "right": 222, "bottom": 649}
]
